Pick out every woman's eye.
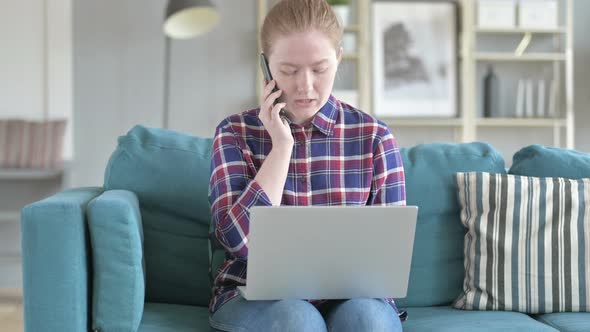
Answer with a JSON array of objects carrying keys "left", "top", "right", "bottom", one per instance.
[{"left": 281, "top": 71, "right": 296, "bottom": 76}]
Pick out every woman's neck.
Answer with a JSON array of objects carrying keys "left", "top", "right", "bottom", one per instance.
[{"left": 286, "top": 109, "right": 318, "bottom": 126}]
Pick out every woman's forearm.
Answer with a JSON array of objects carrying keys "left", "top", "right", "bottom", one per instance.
[{"left": 254, "top": 146, "right": 292, "bottom": 205}]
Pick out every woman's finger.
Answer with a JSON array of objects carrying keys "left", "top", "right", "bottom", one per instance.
[
  {"left": 270, "top": 103, "right": 287, "bottom": 121},
  {"left": 260, "top": 81, "right": 275, "bottom": 114},
  {"left": 263, "top": 80, "right": 276, "bottom": 98},
  {"left": 265, "top": 89, "right": 282, "bottom": 107}
]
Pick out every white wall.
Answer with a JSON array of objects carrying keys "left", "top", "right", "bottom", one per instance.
[
  {"left": 71, "top": 0, "right": 258, "bottom": 187},
  {"left": 47, "top": 0, "right": 73, "bottom": 160},
  {"left": 0, "top": 0, "right": 73, "bottom": 160},
  {"left": 70, "top": 0, "right": 166, "bottom": 187},
  {"left": 0, "top": 1, "right": 45, "bottom": 120}
]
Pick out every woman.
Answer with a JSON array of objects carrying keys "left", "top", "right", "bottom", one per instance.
[{"left": 208, "top": 0, "right": 406, "bottom": 331}]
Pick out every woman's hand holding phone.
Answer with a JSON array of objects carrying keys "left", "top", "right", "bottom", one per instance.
[{"left": 259, "top": 80, "right": 293, "bottom": 150}]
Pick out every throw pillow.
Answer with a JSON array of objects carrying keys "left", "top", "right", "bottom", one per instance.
[
  {"left": 510, "top": 144, "right": 590, "bottom": 179},
  {"left": 453, "top": 172, "right": 590, "bottom": 313},
  {"left": 394, "top": 142, "right": 506, "bottom": 307}
]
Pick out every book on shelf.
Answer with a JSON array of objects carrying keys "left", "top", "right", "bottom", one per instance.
[
  {"left": 514, "top": 78, "right": 557, "bottom": 119},
  {"left": 547, "top": 78, "right": 559, "bottom": 118},
  {"left": 537, "top": 79, "right": 545, "bottom": 118},
  {"left": 525, "top": 79, "right": 534, "bottom": 118},
  {"left": 515, "top": 79, "right": 525, "bottom": 117}
]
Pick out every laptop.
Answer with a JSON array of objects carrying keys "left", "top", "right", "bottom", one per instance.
[{"left": 237, "top": 205, "right": 418, "bottom": 301}]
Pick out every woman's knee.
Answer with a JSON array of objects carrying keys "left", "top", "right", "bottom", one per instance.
[
  {"left": 326, "top": 298, "right": 402, "bottom": 332},
  {"left": 263, "top": 299, "right": 327, "bottom": 332}
]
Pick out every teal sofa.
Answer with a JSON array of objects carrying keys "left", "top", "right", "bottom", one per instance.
[{"left": 21, "top": 125, "right": 590, "bottom": 331}]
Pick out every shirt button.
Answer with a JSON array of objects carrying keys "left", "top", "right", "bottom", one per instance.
[{"left": 300, "top": 176, "right": 306, "bottom": 183}]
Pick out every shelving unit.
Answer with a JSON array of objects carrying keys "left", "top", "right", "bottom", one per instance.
[
  {"left": 474, "top": 52, "right": 566, "bottom": 61},
  {"left": 460, "top": 0, "right": 574, "bottom": 149},
  {"left": 343, "top": 25, "right": 360, "bottom": 33},
  {"left": 255, "top": 0, "right": 574, "bottom": 150},
  {"left": 0, "top": 168, "right": 63, "bottom": 180},
  {"left": 475, "top": 27, "right": 566, "bottom": 34},
  {"left": 368, "top": 0, "right": 574, "bottom": 149},
  {"left": 392, "top": 118, "right": 464, "bottom": 127},
  {"left": 476, "top": 118, "right": 566, "bottom": 127}
]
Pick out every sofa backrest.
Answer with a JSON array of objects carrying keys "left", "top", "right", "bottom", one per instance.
[
  {"left": 394, "top": 142, "right": 506, "bottom": 307},
  {"left": 104, "top": 125, "right": 213, "bottom": 306},
  {"left": 103, "top": 125, "right": 510, "bottom": 309}
]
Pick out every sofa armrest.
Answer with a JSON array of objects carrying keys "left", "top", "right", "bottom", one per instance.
[
  {"left": 21, "top": 187, "right": 103, "bottom": 332},
  {"left": 87, "top": 189, "right": 145, "bottom": 332}
]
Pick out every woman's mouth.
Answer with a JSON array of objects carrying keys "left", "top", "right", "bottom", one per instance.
[{"left": 294, "top": 99, "right": 315, "bottom": 107}]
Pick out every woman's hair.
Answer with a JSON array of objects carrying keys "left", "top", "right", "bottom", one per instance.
[{"left": 261, "top": 0, "right": 343, "bottom": 56}]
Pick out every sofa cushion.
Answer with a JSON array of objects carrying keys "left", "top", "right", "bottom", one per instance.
[
  {"left": 395, "top": 142, "right": 506, "bottom": 307},
  {"left": 139, "top": 303, "right": 213, "bottom": 332},
  {"left": 104, "top": 125, "right": 214, "bottom": 306},
  {"left": 87, "top": 190, "right": 145, "bottom": 332},
  {"left": 510, "top": 145, "right": 590, "bottom": 179},
  {"left": 454, "top": 172, "right": 590, "bottom": 313},
  {"left": 402, "top": 306, "right": 558, "bottom": 332},
  {"left": 534, "top": 312, "right": 590, "bottom": 332}
]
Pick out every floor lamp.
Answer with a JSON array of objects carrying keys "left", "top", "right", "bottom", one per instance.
[{"left": 162, "top": 0, "right": 220, "bottom": 128}]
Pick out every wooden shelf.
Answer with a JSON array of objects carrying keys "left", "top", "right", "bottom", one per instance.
[
  {"left": 475, "top": 52, "right": 566, "bottom": 62},
  {"left": 343, "top": 25, "right": 360, "bottom": 33},
  {"left": 0, "top": 212, "right": 20, "bottom": 222},
  {"left": 382, "top": 118, "right": 463, "bottom": 127},
  {"left": 0, "top": 168, "right": 63, "bottom": 180},
  {"left": 475, "top": 27, "right": 566, "bottom": 34},
  {"left": 477, "top": 118, "right": 566, "bottom": 127},
  {"left": 0, "top": 287, "right": 22, "bottom": 300},
  {"left": 342, "top": 53, "right": 359, "bottom": 60}
]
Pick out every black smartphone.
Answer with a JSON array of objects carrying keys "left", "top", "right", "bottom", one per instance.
[{"left": 260, "top": 53, "right": 287, "bottom": 117}]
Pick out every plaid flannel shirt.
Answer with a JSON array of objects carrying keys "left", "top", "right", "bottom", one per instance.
[{"left": 208, "top": 95, "right": 407, "bottom": 320}]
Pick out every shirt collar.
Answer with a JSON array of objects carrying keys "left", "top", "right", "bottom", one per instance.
[{"left": 304, "top": 95, "right": 339, "bottom": 136}]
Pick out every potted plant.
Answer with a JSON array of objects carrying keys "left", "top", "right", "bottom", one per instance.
[{"left": 327, "top": 0, "right": 351, "bottom": 27}]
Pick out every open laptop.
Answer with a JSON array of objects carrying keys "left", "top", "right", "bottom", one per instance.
[{"left": 237, "top": 205, "right": 418, "bottom": 301}]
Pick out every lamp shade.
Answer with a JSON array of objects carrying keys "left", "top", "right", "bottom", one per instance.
[{"left": 164, "top": 0, "right": 219, "bottom": 39}]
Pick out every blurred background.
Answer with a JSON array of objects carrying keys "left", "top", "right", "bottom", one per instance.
[{"left": 1, "top": 0, "right": 589, "bottom": 329}]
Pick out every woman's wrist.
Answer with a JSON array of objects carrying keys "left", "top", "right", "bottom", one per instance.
[{"left": 270, "top": 143, "right": 293, "bottom": 157}]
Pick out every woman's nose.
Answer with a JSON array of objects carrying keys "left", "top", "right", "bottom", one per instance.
[{"left": 296, "top": 71, "right": 313, "bottom": 93}]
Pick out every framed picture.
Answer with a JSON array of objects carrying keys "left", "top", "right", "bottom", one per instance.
[{"left": 372, "top": 2, "right": 458, "bottom": 117}]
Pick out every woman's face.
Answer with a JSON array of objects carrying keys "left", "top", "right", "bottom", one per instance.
[{"left": 268, "top": 29, "right": 341, "bottom": 124}]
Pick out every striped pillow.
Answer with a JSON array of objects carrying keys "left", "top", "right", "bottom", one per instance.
[{"left": 453, "top": 172, "right": 590, "bottom": 313}]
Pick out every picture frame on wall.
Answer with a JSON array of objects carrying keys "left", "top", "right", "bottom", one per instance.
[{"left": 372, "top": 1, "right": 458, "bottom": 118}]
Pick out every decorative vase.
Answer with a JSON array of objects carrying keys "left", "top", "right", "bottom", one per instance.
[{"left": 483, "top": 65, "right": 499, "bottom": 118}]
